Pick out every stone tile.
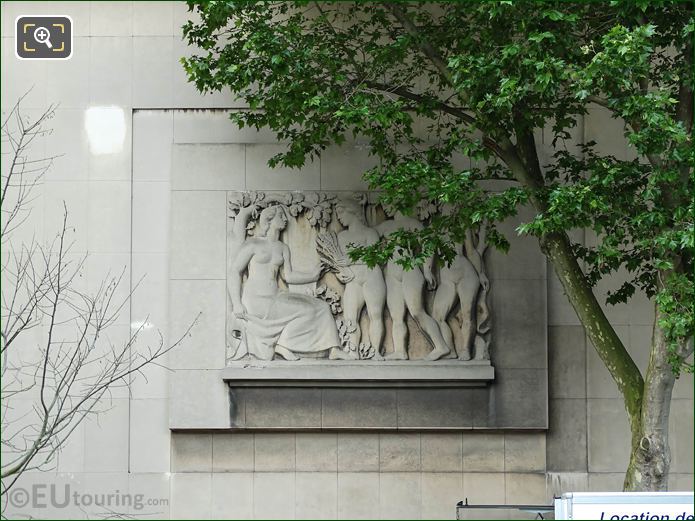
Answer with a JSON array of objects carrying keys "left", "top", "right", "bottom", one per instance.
[
  {"left": 87, "top": 180, "right": 131, "bottom": 253},
  {"left": 337, "top": 433, "right": 380, "bottom": 472},
  {"left": 254, "top": 433, "right": 295, "bottom": 472},
  {"left": 133, "top": 1, "right": 174, "bottom": 36},
  {"left": 171, "top": 144, "right": 245, "bottom": 190},
  {"left": 673, "top": 370, "right": 693, "bottom": 400},
  {"left": 462, "top": 473, "right": 505, "bottom": 505},
  {"left": 462, "top": 433, "right": 504, "bottom": 472},
  {"left": 421, "top": 433, "right": 462, "bottom": 472},
  {"left": 505, "top": 473, "right": 548, "bottom": 505},
  {"left": 546, "top": 472, "right": 589, "bottom": 498},
  {"left": 546, "top": 399, "right": 588, "bottom": 472},
  {"left": 296, "top": 472, "right": 338, "bottom": 519},
  {"left": 242, "top": 388, "right": 322, "bottom": 428},
  {"left": 253, "top": 473, "right": 295, "bottom": 520},
  {"left": 337, "top": 472, "right": 379, "bottom": 519},
  {"left": 44, "top": 109, "right": 89, "bottom": 180},
  {"left": 170, "top": 190, "right": 227, "bottom": 279},
  {"left": 134, "top": 111, "right": 174, "bottom": 182},
  {"left": 87, "top": 106, "right": 132, "bottom": 180},
  {"left": 320, "top": 144, "right": 376, "bottom": 191},
  {"left": 491, "top": 279, "right": 547, "bottom": 370},
  {"left": 397, "top": 388, "right": 471, "bottom": 429},
  {"left": 132, "top": 181, "right": 171, "bottom": 253},
  {"left": 586, "top": 325, "right": 631, "bottom": 399},
  {"left": 668, "top": 473, "right": 694, "bottom": 492},
  {"left": 421, "top": 473, "right": 464, "bottom": 520},
  {"left": 296, "top": 433, "right": 337, "bottom": 472},
  {"left": 548, "top": 325, "right": 587, "bottom": 399},
  {"left": 83, "top": 398, "right": 129, "bottom": 472},
  {"left": 171, "top": 433, "right": 212, "bottom": 472},
  {"left": 43, "top": 180, "right": 89, "bottom": 253},
  {"left": 487, "top": 222, "right": 546, "bottom": 282},
  {"left": 587, "top": 399, "right": 631, "bottom": 473},
  {"left": 492, "top": 368, "right": 548, "bottom": 429},
  {"left": 669, "top": 399, "right": 695, "bottom": 474},
  {"left": 169, "top": 370, "right": 233, "bottom": 429},
  {"left": 169, "top": 279, "right": 226, "bottom": 370},
  {"left": 133, "top": 36, "right": 174, "bottom": 108},
  {"left": 322, "top": 389, "right": 396, "bottom": 428},
  {"left": 379, "top": 472, "right": 421, "bottom": 519},
  {"left": 211, "top": 472, "right": 253, "bottom": 519},
  {"left": 548, "top": 269, "right": 581, "bottom": 326},
  {"left": 90, "top": 1, "right": 132, "bottom": 36},
  {"left": 587, "top": 472, "right": 625, "bottom": 492},
  {"left": 128, "top": 472, "right": 171, "bottom": 518},
  {"left": 504, "top": 433, "right": 546, "bottom": 472},
  {"left": 130, "top": 398, "right": 170, "bottom": 473},
  {"left": 212, "top": 433, "right": 254, "bottom": 472},
  {"left": 170, "top": 473, "right": 212, "bottom": 520},
  {"left": 379, "top": 433, "right": 421, "bottom": 472},
  {"left": 246, "top": 143, "right": 320, "bottom": 191},
  {"left": 89, "top": 37, "right": 132, "bottom": 106}
]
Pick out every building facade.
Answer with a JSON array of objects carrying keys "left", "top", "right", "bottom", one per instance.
[{"left": 1, "top": 2, "right": 692, "bottom": 519}]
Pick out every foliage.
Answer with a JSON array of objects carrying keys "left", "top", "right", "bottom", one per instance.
[{"left": 182, "top": 1, "right": 693, "bottom": 375}]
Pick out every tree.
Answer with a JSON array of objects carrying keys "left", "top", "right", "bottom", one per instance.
[
  {"left": 181, "top": 1, "right": 693, "bottom": 490},
  {"left": 0, "top": 96, "right": 197, "bottom": 504}
]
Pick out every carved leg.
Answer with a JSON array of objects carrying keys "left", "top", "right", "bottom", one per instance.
[
  {"left": 403, "top": 272, "right": 450, "bottom": 361},
  {"left": 432, "top": 279, "right": 457, "bottom": 358},
  {"left": 342, "top": 282, "right": 365, "bottom": 352},
  {"left": 456, "top": 278, "right": 480, "bottom": 361},
  {"left": 384, "top": 278, "right": 408, "bottom": 360},
  {"left": 363, "top": 274, "right": 386, "bottom": 360}
]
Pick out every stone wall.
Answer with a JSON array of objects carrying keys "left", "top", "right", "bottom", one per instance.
[{"left": 1, "top": 2, "right": 692, "bottom": 519}]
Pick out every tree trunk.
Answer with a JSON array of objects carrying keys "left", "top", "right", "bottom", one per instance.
[{"left": 623, "top": 305, "right": 677, "bottom": 491}]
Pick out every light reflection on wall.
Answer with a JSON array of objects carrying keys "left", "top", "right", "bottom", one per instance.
[{"left": 84, "top": 106, "right": 126, "bottom": 155}]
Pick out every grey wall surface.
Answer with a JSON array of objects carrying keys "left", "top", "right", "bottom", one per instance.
[{"left": 1, "top": 2, "right": 692, "bottom": 519}]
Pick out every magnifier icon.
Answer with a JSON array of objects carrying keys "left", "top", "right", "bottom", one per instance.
[{"left": 33, "top": 26, "right": 53, "bottom": 49}]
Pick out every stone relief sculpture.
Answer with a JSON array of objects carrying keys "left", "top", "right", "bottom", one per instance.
[{"left": 226, "top": 191, "right": 492, "bottom": 364}]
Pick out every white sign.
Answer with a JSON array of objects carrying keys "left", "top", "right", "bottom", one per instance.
[{"left": 555, "top": 492, "right": 694, "bottom": 520}]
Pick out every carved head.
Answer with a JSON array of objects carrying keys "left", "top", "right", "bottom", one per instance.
[
  {"left": 335, "top": 201, "right": 365, "bottom": 226},
  {"left": 257, "top": 205, "right": 288, "bottom": 236}
]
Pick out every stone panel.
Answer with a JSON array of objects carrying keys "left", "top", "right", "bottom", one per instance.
[
  {"left": 171, "top": 432, "right": 212, "bottom": 472},
  {"left": 421, "top": 473, "right": 463, "bottom": 520},
  {"left": 421, "top": 433, "right": 463, "bottom": 473},
  {"left": 296, "top": 472, "right": 338, "bottom": 519},
  {"left": 240, "top": 388, "right": 322, "bottom": 429},
  {"left": 587, "top": 399, "right": 631, "bottom": 473},
  {"left": 505, "top": 473, "right": 548, "bottom": 505},
  {"left": 296, "top": 433, "right": 337, "bottom": 472},
  {"left": 462, "top": 433, "right": 504, "bottom": 472},
  {"left": 379, "top": 433, "right": 421, "bottom": 472},
  {"left": 211, "top": 433, "right": 254, "bottom": 472},
  {"left": 379, "top": 472, "right": 421, "bottom": 519},
  {"left": 322, "top": 388, "right": 397, "bottom": 429},
  {"left": 338, "top": 472, "right": 380, "bottom": 519},
  {"left": 492, "top": 369, "right": 548, "bottom": 428},
  {"left": 170, "top": 473, "right": 212, "bottom": 520},
  {"left": 337, "top": 433, "right": 380, "bottom": 472},
  {"left": 546, "top": 398, "right": 588, "bottom": 472},
  {"left": 211, "top": 473, "right": 253, "bottom": 520},
  {"left": 254, "top": 433, "right": 296, "bottom": 472},
  {"left": 548, "top": 325, "right": 586, "bottom": 399},
  {"left": 253, "top": 472, "right": 295, "bottom": 520},
  {"left": 504, "top": 433, "right": 546, "bottom": 472}
]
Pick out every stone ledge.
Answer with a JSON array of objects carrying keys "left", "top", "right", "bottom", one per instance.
[{"left": 221, "top": 360, "right": 494, "bottom": 388}]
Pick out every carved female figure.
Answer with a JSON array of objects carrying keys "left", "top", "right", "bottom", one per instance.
[{"left": 228, "top": 205, "right": 349, "bottom": 361}]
